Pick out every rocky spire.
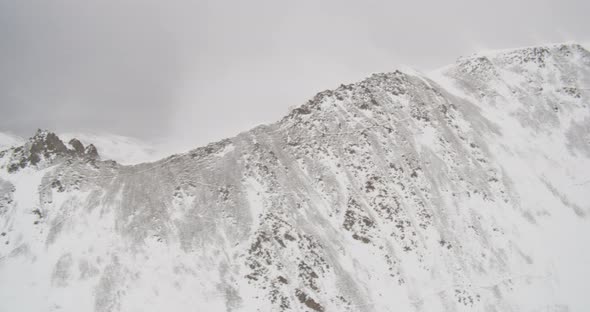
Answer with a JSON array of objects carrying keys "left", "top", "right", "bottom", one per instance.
[{"left": 4, "top": 130, "right": 100, "bottom": 172}]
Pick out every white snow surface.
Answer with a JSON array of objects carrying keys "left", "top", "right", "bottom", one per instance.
[
  {"left": 0, "top": 42, "right": 589, "bottom": 312},
  {"left": 0, "top": 132, "right": 24, "bottom": 151}
]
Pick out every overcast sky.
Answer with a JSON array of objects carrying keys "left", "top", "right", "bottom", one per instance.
[{"left": 1, "top": 0, "right": 588, "bottom": 150}]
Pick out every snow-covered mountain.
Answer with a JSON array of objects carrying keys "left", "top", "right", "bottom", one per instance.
[
  {"left": 0, "top": 131, "right": 162, "bottom": 166},
  {"left": 0, "top": 42, "right": 589, "bottom": 312},
  {"left": 58, "top": 132, "right": 168, "bottom": 165}
]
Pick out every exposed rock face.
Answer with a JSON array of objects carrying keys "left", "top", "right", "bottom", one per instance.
[
  {"left": 84, "top": 144, "right": 99, "bottom": 160},
  {"left": 68, "top": 138, "right": 85, "bottom": 155},
  {"left": 0, "top": 43, "right": 589, "bottom": 312},
  {"left": 1, "top": 130, "right": 100, "bottom": 173}
]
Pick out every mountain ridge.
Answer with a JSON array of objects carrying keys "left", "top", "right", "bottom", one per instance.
[
  {"left": 4, "top": 42, "right": 586, "bottom": 167},
  {"left": 0, "top": 42, "right": 589, "bottom": 312}
]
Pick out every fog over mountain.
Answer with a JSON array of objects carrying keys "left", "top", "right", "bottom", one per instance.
[
  {"left": 1, "top": 0, "right": 588, "bottom": 149},
  {"left": 0, "top": 42, "right": 589, "bottom": 311}
]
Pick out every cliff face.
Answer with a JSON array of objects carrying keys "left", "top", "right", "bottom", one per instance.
[{"left": 0, "top": 43, "right": 589, "bottom": 312}]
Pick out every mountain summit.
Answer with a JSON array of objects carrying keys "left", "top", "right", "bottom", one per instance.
[{"left": 0, "top": 43, "right": 589, "bottom": 312}]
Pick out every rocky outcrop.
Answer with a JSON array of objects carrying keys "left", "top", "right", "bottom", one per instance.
[
  {"left": 2, "top": 130, "right": 100, "bottom": 173},
  {"left": 0, "top": 43, "right": 589, "bottom": 312}
]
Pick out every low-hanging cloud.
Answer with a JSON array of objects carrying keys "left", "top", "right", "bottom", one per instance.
[{"left": 1, "top": 0, "right": 588, "bottom": 150}]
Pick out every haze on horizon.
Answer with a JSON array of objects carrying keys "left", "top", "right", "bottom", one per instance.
[{"left": 1, "top": 0, "right": 588, "bottom": 150}]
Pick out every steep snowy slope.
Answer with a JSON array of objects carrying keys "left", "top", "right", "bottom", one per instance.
[{"left": 0, "top": 43, "right": 589, "bottom": 312}]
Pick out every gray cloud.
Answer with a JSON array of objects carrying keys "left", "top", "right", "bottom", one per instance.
[{"left": 1, "top": 0, "right": 588, "bottom": 149}]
